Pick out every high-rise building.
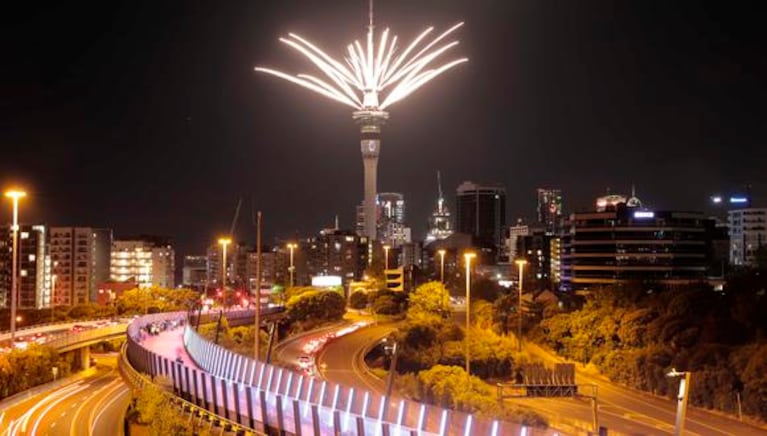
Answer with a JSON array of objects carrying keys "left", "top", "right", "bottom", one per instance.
[
  {"left": 561, "top": 200, "right": 716, "bottom": 291},
  {"left": 537, "top": 188, "right": 563, "bottom": 234},
  {"left": 505, "top": 220, "right": 531, "bottom": 261},
  {"left": 376, "top": 192, "right": 411, "bottom": 247},
  {"left": 305, "top": 228, "right": 368, "bottom": 284},
  {"left": 456, "top": 181, "right": 506, "bottom": 257},
  {"left": 111, "top": 238, "right": 175, "bottom": 288},
  {"left": 426, "top": 171, "right": 453, "bottom": 244},
  {"left": 728, "top": 208, "right": 767, "bottom": 267},
  {"left": 0, "top": 225, "right": 48, "bottom": 309},
  {"left": 49, "top": 227, "right": 112, "bottom": 306},
  {"left": 182, "top": 255, "right": 208, "bottom": 288}
]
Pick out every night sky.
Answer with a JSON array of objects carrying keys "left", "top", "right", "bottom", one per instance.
[{"left": 1, "top": 1, "right": 765, "bottom": 260}]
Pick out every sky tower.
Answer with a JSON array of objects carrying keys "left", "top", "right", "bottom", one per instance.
[{"left": 255, "top": 1, "right": 467, "bottom": 240}]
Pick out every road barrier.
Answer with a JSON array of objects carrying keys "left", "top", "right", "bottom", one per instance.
[{"left": 118, "top": 341, "right": 259, "bottom": 435}]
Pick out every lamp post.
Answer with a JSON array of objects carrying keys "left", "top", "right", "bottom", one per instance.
[
  {"left": 5, "top": 189, "right": 26, "bottom": 343},
  {"left": 464, "top": 252, "right": 476, "bottom": 382},
  {"left": 218, "top": 237, "right": 232, "bottom": 308},
  {"left": 438, "top": 249, "right": 446, "bottom": 283},
  {"left": 515, "top": 259, "right": 528, "bottom": 352},
  {"left": 667, "top": 368, "right": 691, "bottom": 436},
  {"left": 50, "top": 273, "right": 57, "bottom": 323},
  {"left": 383, "top": 244, "right": 390, "bottom": 270},
  {"left": 287, "top": 243, "right": 297, "bottom": 288}
]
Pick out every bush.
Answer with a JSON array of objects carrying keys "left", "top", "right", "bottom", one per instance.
[
  {"left": 286, "top": 290, "right": 346, "bottom": 323},
  {"left": 369, "top": 289, "right": 406, "bottom": 316},
  {"left": 349, "top": 291, "right": 368, "bottom": 310}
]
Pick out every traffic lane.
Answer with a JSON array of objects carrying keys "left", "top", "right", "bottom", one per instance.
[
  {"left": 273, "top": 323, "right": 348, "bottom": 371},
  {"left": 32, "top": 370, "right": 121, "bottom": 436},
  {"left": 1, "top": 367, "right": 115, "bottom": 436},
  {"left": 317, "top": 325, "right": 458, "bottom": 432},
  {"left": 317, "top": 324, "right": 394, "bottom": 395},
  {"left": 90, "top": 382, "right": 131, "bottom": 436}
]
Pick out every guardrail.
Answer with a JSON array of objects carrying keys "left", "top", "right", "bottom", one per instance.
[{"left": 118, "top": 341, "right": 260, "bottom": 435}]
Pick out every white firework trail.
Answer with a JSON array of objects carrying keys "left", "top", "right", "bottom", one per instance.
[{"left": 255, "top": 17, "right": 467, "bottom": 111}]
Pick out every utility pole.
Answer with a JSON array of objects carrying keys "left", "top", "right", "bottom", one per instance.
[{"left": 254, "top": 211, "right": 262, "bottom": 361}]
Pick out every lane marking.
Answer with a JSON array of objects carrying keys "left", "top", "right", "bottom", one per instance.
[
  {"left": 91, "top": 385, "right": 131, "bottom": 436},
  {"left": 29, "top": 384, "right": 89, "bottom": 435},
  {"left": 70, "top": 372, "right": 120, "bottom": 436}
]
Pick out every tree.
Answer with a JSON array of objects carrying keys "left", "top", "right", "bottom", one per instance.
[
  {"left": 286, "top": 290, "right": 346, "bottom": 323},
  {"left": 407, "top": 281, "right": 450, "bottom": 321}
]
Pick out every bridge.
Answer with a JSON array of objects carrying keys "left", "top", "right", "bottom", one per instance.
[{"left": 125, "top": 310, "right": 537, "bottom": 436}]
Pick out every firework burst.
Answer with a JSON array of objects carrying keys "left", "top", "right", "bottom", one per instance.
[{"left": 256, "top": 20, "right": 467, "bottom": 111}]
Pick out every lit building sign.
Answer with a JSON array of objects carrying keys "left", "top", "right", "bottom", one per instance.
[
  {"left": 633, "top": 211, "right": 655, "bottom": 219},
  {"left": 311, "top": 275, "right": 343, "bottom": 288},
  {"left": 730, "top": 197, "right": 748, "bottom": 204}
]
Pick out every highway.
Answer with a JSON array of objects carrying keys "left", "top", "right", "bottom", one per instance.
[
  {"left": 519, "top": 340, "right": 767, "bottom": 436},
  {"left": 0, "top": 354, "right": 132, "bottom": 436}
]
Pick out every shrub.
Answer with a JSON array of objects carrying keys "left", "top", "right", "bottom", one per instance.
[{"left": 349, "top": 291, "right": 368, "bottom": 310}]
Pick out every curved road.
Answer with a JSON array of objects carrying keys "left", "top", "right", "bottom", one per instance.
[{"left": 0, "top": 355, "right": 131, "bottom": 436}]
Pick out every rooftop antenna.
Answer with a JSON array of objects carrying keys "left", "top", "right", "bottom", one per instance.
[
  {"left": 230, "top": 198, "right": 242, "bottom": 237},
  {"left": 437, "top": 170, "right": 444, "bottom": 199}
]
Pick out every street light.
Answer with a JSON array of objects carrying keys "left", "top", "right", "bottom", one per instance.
[
  {"left": 287, "top": 243, "right": 297, "bottom": 288},
  {"left": 383, "top": 244, "right": 391, "bottom": 270},
  {"left": 50, "top": 273, "right": 57, "bottom": 323},
  {"left": 438, "top": 249, "right": 446, "bottom": 283},
  {"left": 515, "top": 258, "right": 528, "bottom": 352},
  {"left": 463, "top": 251, "right": 476, "bottom": 382},
  {"left": 5, "top": 189, "right": 26, "bottom": 343},
  {"left": 218, "top": 237, "right": 232, "bottom": 308},
  {"left": 667, "top": 368, "right": 691, "bottom": 436}
]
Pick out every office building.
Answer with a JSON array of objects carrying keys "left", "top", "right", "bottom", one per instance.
[
  {"left": 561, "top": 200, "right": 715, "bottom": 291},
  {"left": 111, "top": 237, "right": 175, "bottom": 288},
  {"left": 49, "top": 227, "right": 113, "bottom": 306},
  {"left": 456, "top": 181, "right": 506, "bottom": 257},
  {"left": 377, "top": 192, "right": 411, "bottom": 247},
  {"left": 537, "top": 188, "right": 563, "bottom": 234},
  {"left": 728, "top": 208, "right": 767, "bottom": 267},
  {"left": 304, "top": 227, "right": 368, "bottom": 285},
  {"left": 182, "top": 255, "right": 208, "bottom": 288}
]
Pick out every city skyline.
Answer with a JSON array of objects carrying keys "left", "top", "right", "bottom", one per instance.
[{"left": 1, "top": 1, "right": 765, "bottom": 259}]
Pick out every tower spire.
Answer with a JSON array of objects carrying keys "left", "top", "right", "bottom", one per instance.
[
  {"left": 368, "top": 0, "right": 374, "bottom": 30},
  {"left": 437, "top": 170, "right": 444, "bottom": 200}
]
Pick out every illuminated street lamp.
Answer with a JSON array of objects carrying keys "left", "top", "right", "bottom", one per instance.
[
  {"left": 667, "top": 368, "right": 691, "bottom": 436},
  {"left": 218, "top": 237, "right": 232, "bottom": 308},
  {"left": 383, "top": 244, "right": 391, "bottom": 270},
  {"left": 287, "top": 242, "right": 297, "bottom": 288},
  {"left": 515, "top": 258, "right": 528, "bottom": 352},
  {"left": 5, "top": 189, "right": 26, "bottom": 343},
  {"left": 438, "top": 249, "right": 446, "bottom": 283},
  {"left": 464, "top": 251, "right": 476, "bottom": 382}
]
